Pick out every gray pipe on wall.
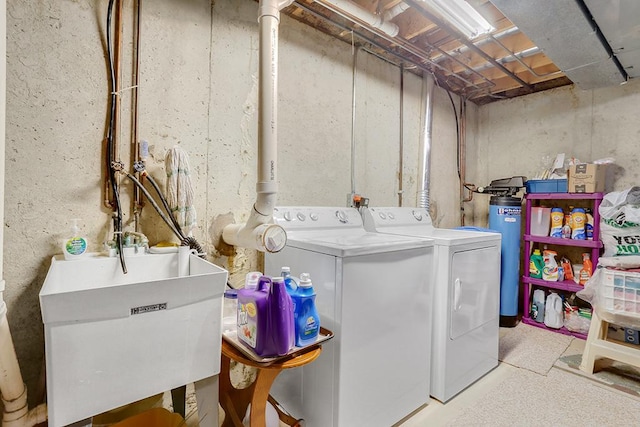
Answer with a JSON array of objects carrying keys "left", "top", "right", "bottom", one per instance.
[{"left": 418, "top": 73, "right": 434, "bottom": 209}]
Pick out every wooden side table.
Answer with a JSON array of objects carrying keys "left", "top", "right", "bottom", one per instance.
[{"left": 219, "top": 340, "right": 322, "bottom": 427}]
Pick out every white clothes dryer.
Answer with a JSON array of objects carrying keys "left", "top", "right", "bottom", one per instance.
[
  {"left": 362, "top": 207, "right": 501, "bottom": 402},
  {"left": 265, "top": 207, "right": 434, "bottom": 427}
]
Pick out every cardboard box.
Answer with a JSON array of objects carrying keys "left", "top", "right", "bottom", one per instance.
[{"left": 568, "top": 163, "right": 607, "bottom": 193}]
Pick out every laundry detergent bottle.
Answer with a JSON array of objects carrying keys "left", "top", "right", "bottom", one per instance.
[
  {"left": 529, "top": 249, "right": 544, "bottom": 279},
  {"left": 542, "top": 250, "right": 559, "bottom": 281},
  {"left": 280, "top": 266, "right": 298, "bottom": 295},
  {"left": 268, "top": 277, "right": 295, "bottom": 356},
  {"left": 549, "top": 208, "right": 564, "bottom": 238},
  {"left": 237, "top": 276, "right": 271, "bottom": 355},
  {"left": 292, "top": 273, "right": 321, "bottom": 347}
]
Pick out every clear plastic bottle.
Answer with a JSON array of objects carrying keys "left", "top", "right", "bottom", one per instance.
[
  {"left": 223, "top": 289, "right": 238, "bottom": 334},
  {"left": 62, "top": 219, "right": 88, "bottom": 260}
]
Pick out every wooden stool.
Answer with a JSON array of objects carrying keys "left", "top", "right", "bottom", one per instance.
[
  {"left": 580, "top": 310, "right": 640, "bottom": 374},
  {"left": 219, "top": 340, "right": 322, "bottom": 427}
]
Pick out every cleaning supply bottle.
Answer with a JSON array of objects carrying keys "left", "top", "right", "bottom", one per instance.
[
  {"left": 550, "top": 208, "right": 564, "bottom": 238},
  {"left": 529, "top": 249, "right": 544, "bottom": 279},
  {"left": 237, "top": 276, "right": 271, "bottom": 355},
  {"left": 544, "top": 292, "right": 564, "bottom": 329},
  {"left": 280, "top": 266, "right": 298, "bottom": 295},
  {"left": 585, "top": 208, "right": 594, "bottom": 240},
  {"left": 570, "top": 207, "right": 586, "bottom": 240},
  {"left": 268, "top": 277, "right": 295, "bottom": 355},
  {"left": 62, "top": 219, "right": 89, "bottom": 260},
  {"left": 292, "top": 273, "right": 321, "bottom": 347},
  {"left": 542, "top": 250, "right": 559, "bottom": 281},
  {"left": 237, "top": 275, "right": 294, "bottom": 357},
  {"left": 579, "top": 253, "right": 593, "bottom": 285},
  {"left": 561, "top": 214, "right": 572, "bottom": 239},
  {"left": 560, "top": 257, "right": 574, "bottom": 282},
  {"left": 532, "top": 289, "right": 545, "bottom": 323}
]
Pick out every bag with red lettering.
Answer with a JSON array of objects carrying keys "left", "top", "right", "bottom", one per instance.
[{"left": 599, "top": 186, "right": 640, "bottom": 256}]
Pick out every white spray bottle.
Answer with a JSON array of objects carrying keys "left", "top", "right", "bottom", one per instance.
[{"left": 62, "top": 219, "right": 89, "bottom": 260}]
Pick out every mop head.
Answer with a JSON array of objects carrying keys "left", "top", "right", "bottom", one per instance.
[{"left": 165, "top": 145, "right": 197, "bottom": 236}]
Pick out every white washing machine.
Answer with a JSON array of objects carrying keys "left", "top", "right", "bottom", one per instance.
[
  {"left": 362, "top": 207, "right": 501, "bottom": 403},
  {"left": 264, "top": 206, "right": 435, "bottom": 427}
]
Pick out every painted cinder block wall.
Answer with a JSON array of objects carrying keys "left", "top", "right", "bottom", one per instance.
[{"left": 4, "top": 0, "right": 466, "bottom": 405}]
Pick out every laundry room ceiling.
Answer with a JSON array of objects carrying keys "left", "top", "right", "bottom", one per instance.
[{"left": 273, "top": 0, "right": 634, "bottom": 104}]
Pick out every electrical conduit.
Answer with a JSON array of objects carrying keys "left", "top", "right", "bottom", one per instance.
[
  {"left": 222, "top": 0, "right": 294, "bottom": 253},
  {"left": 0, "top": 1, "right": 47, "bottom": 424}
]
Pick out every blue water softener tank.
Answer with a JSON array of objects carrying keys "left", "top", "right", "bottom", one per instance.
[{"left": 489, "top": 195, "right": 522, "bottom": 327}]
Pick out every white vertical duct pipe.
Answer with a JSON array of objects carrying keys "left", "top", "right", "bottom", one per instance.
[
  {"left": 417, "top": 73, "right": 434, "bottom": 210},
  {"left": 222, "top": 0, "right": 293, "bottom": 253},
  {"left": 0, "top": 1, "right": 47, "bottom": 425}
]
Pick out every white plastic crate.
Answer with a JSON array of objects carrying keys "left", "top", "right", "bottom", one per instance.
[
  {"left": 601, "top": 269, "right": 640, "bottom": 315},
  {"left": 40, "top": 252, "right": 227, "bottom": 427}
]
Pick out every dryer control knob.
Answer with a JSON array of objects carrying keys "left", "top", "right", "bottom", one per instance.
[
  {"left": 297, "top": 212, "right": 306, "bottom": 221},
  {"left": 388, "top": 213, "right": 395, "bottom": 220},
  {"left": 412, "top": 210, "right": 423, "bottom": 221},
  {"left": 310, "top": 213, "right": 318, "bottom": 221},
  {"left": 335, "top": 210, "right": 348, "bottom": 223},
  {"left": 379, "top": 212, "right": 387, "bottom": 220},
  {"left": 283, "top": 211, "right": 293, "bottom": 221}
]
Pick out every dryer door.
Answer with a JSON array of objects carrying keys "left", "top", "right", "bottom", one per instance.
[{"left": 449, "top": 246, "right": 500, "bottom": 340}]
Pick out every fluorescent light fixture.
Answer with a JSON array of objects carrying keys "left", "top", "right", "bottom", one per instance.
[{"left": 421, "top": 0, "right": 494, "bottom": 39}]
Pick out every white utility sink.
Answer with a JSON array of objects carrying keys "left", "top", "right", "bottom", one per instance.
[{"left": 40, "top": 251, "right": 227, "bottom": 427}]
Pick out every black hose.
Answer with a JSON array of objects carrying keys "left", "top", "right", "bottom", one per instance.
[
  {"left": 124, "top": 172, "right": 183, "bottom": 239},
  {"left": 125, "top": 172, "right": 206, "bottom": 258},
  {"left": 145, "top": 173, "right": 186, "bottom": 240},
  {"left": 106, "top": 0, "right": 127, "bottom": 274}
]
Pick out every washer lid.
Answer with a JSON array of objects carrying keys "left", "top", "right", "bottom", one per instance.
[{"left": 285, "top": 229, "right": 434, "bottom": 257}]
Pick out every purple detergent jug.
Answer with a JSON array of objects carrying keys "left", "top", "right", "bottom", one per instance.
[
  {"left": 268, "top": 277, "right": 295, "bottom": 356},
  {"left": 237, "top": 275, "right": 294, "bottom": 357}
]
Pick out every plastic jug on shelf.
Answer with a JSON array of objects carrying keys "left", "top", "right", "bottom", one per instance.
[
  {"left": 544, "top": 292, "right": 563, "bottom": 329},
  {"left": 530, "top": 207, "right": 551, "bottom": 236}
]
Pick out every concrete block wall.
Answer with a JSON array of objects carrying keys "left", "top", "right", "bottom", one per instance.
[{"left": 3, "top": 0, "right": 464, "bottom": 407}]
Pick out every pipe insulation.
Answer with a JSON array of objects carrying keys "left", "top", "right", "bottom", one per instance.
[
  {"left": 222, "top": 0, "right": 293, "bottom": 253},
  {"left": 314, "top": 0, "right": 400, "bottom": 37},
  {"left": 417, "top": 73, "right": 434, "bottom": 210}
]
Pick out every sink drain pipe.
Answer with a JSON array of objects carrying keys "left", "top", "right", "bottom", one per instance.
[{"left": 222, "top": 0, "right": 293, "bottom": 253}]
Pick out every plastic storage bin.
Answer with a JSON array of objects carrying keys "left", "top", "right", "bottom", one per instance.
[
  {"left": 600, "top": 269, "right": 640, "bottom": 314},
  {"left": 525, "top": 179, "right": 568, "bottom": 193},
  {"left": 530, "top": 207, "right": 551, "bottom": 236},
  {"left": 40, "top": 252, "right": 227, "bottom": 427}
]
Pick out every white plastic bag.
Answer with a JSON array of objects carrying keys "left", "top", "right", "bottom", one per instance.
[{"left": 599, "top": 186, "right": 640, "bottom": 256}]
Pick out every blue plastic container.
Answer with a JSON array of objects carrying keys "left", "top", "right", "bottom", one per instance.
[
  {"left": 489, "top": 196, "right": 522, "bottom": 327},
  {"left": 525, "top": 179, "right": 568, "bottom": 193}
]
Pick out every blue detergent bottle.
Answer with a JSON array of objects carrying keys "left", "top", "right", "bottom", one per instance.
[
  {"left": 280, "top": 266, "right": 298, "bottom": 295},
  {"left": 292, "top": 273, "right": 320, "bottom": 347}
]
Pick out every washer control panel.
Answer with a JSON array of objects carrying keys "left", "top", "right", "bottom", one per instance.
[
  {"left": 366, "top": 207, "right": 433, "bottom": 227},
  {"left": 273, "top": 206, "right": 363, "bottom": 230}
]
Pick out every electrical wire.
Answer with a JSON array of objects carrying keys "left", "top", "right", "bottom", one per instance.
[
  {"left": 446, "top": 90, "right": 461, "bottom": 180},
  {"left": 106, "top": 0, "right": 127, "bottom": 274}
]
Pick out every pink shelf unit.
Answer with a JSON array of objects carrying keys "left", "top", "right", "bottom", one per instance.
[{"left": 522, "top": 192, "right": 604, "bottom": 339}]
